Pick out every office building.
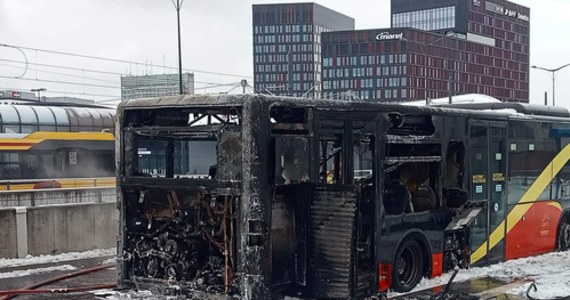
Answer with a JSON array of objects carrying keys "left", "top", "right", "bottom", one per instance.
[
  {"left": 121, "top": 73, "right": 194, "bottom": 100},
  {"left": 321, "top": 0, "right": 530, "bottom": 102},
  {"left": 252, "top": 3, "right": 354, "bottom": 98}
]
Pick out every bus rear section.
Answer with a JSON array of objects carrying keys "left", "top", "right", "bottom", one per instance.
[
  {"left": 116, "top": 96, "right": 379, "bottom": 299},
  {"left": 117, "top": 99, "right": 247, "bottom": 298}
]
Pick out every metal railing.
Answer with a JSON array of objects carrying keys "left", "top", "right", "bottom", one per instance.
[
  {"left": 0, "top": 177, "right": 115, "bottom": 191},
  {"left": 0, "top": 186, "right": 116, "bottom": 207}
]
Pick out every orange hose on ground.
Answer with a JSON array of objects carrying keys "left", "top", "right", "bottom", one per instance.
[
  {"left": 0, "top": 263, "right": 115, "bottom": 300},
  {"left": 0, "top": 283, "right": 116, "bottom": 296}
]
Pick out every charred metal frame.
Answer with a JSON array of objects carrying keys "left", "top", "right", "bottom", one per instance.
[{"left": 116, "top": 94, "right": 570, "bottom": 299}]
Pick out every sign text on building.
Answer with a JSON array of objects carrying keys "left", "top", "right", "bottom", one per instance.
[
  {"left": 376, "top": 32, "right": 404, "bottom": 41},
  {"left": 485, "top": 1, "right": 529, "bottom": 22}
]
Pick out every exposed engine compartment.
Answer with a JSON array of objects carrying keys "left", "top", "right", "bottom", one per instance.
[{"left": 121, "top": 188, "right": 238, "bottom": 295}]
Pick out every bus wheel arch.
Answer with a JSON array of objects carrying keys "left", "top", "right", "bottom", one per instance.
[
  {"left": 557, "top": 210, "right": 570, "bottom": 251},
  {"left": 391, "top": 231, "right": 432, "bottom": 292}
]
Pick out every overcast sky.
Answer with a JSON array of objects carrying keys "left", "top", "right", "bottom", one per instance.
[{"left": 0, "top": 0, "right": 569, "bottom": 107}]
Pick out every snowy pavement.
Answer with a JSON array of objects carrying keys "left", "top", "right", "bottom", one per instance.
[
  {"left": 0, "top": 249, "right": 569, "bottom": 299},
  {"left": 390, "top": 251, "right": 570, "bottom": 299},
  {"left": 0, "top": 248, "right": 115, "bottom": 269}
]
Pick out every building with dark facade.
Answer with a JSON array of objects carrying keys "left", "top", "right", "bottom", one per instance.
[
  {"left": 321, "top": 0, "right": 530, "bottom": 103},
  {"left": 252, "top": 3, "right": 354, "bottom": 98}
]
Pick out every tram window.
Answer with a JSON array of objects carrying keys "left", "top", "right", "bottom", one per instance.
[
  {"left": 39, "top": 125, "right": 56, "bottom": 132},
  {"left": 4, "top": 125, "right": 19, "bottom": 133},
  {"left": 21, "top": 125, "right": 38, "bottom": 133},
  {"left": 0, "top": 152, "right": 20, "bottom": 179}
]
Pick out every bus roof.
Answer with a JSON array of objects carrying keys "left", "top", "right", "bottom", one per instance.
[{"left": 119, "top": 94, "right": 570, "bottom": 122}]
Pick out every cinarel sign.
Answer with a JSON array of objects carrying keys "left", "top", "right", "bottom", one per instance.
[{"left": 375, "top": 32, "right": 404, "bottom": 41}]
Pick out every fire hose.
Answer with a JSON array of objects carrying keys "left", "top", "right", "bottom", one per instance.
[{"left": 0, "top": 263, "right": 116, "bottom": 300}]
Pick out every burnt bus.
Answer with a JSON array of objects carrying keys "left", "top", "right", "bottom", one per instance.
[{"left": 116, "top": 94, "right": 570, "bottom": 299}]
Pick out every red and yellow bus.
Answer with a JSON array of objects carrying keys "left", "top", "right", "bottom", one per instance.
[{"left": 116, "top": 94, "right": 570, "bottom": 299}]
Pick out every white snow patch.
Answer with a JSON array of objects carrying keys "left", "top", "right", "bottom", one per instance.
[
  {"left": 102, "top": 257, "right": 117, "bottom": 265},
  {"left": 0, "top": 248, "right": 115, "bottom": 269},
  {"left": 388, "top": 251, "right": 570, "bottom": 298},
  {"left": 0, "top": 265, "right": 76, "bottom": 279},
  {"left": 94, "top": 289, "right": 165, "bottom": 299}
]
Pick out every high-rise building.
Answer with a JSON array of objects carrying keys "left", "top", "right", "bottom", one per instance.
[
  {"left": 252, "top": 3, "right": 354, "bottom": 98},
  {"left": 321, "top": 0, "right": 530, "bottom": 103},
  {"left": 120, "top": 73, "right": 194, "bottom": 100}
]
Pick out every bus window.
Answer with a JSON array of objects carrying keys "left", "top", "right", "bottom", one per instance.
[
  {"left": 320, "top": 138, "right": 343, "bottom": 184},
  {"left": 443, "top": 142, "right": 468, "bottom": 209},
  {"left": 275, "top": 136, "right": 309, "bottom": 184},
  {"left": 470, "top": 126, "right": 488, "bottom": 201},
  {"left": 354, "top": 136, "right": 373, "bottom": 182}
]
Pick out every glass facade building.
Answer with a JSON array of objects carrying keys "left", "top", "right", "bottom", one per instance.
[
  {"left": 252, "top": 3, "right": 354, "bottom": 98},
  {"left": 393, "top": 6, "right": 456, "bottom": 31},
  {"left": 321, "top": 0, "right": 530, "bottom": 103}
]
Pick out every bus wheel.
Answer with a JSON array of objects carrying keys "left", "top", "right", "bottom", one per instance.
[
  {"left": 392, "top": 239, "right": 424, "bottom": 292},
  {"left": 558, "top": 216, "right": 570, "bottom": 251}
]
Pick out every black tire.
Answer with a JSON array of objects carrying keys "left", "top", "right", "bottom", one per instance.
[
  {"left": 558, "top": 216, "right": 570, "bottom": 251},
  {"left": 392, "top": 239, "right": 425, "bottom": 292}
]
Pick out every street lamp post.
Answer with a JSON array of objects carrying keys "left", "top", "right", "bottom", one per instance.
[
  {"left": 172, "top": 0, "right": 185, "bottom": 95},
  {"left": 31, "top": 88, "right": 46, "bottom": 102},
  {"left": 532, "top": 63, "right": 570, "bottom": 107}
]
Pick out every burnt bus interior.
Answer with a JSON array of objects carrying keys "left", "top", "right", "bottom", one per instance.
[
  {"left": 119, "top": 106, "right": 242, "bottom": 294},
  {"left": 117, "top": 103, "right": 473, "bottom": 298},
  {"left": 118, "top": 97, "right": 570, "bottom": 299}
]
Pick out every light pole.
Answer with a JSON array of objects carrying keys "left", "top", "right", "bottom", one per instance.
[
  {"left": 532, "top": 63, "right": 570, "bottom": 107},
  {"left": 31, "top": 88, "right": 46, "bottom": 102},
  {"left": 172, "top": 0, "right": 184, "bottom": 95}
]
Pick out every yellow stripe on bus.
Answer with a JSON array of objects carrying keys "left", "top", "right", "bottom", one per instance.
[
  {"left": 26, "top": 131, "right": 114, "bottom": 141},
  {"left": 471, "top": 143, "right": 570, "bottom": 264}
]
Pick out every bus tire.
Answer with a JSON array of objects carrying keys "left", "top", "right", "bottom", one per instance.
[
  {"left": 392, "top": 239, "right": 424, "bottom": 292},
  {"left": 558, "top": 215, "right": 570, "bottom": 251}
]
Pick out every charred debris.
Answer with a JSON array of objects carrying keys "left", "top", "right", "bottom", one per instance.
[{"left": 116, "top": 95, "right": 485, "bottom": 299}]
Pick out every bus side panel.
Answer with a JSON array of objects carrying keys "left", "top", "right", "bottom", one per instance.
[{"left": 505, "top": 201, "right": 562, "bottom": 260}]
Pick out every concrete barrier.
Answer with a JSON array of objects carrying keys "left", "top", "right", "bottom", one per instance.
[
  {"left": 0, "top": 203, "right": 118, "bottom": 258},
  {"left": 0, "top": 208, "right": 18, "bottom": 258}
]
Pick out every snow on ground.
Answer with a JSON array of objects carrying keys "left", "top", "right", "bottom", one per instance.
[
  {"left": 0, "top": 265, "right": 76, "bottom": 279},
  {"left": 94, "top": 290, "right": 172, "bottom": 299},
  {"left": 389, "top": 251, "right": 570, "bottom": 299},
  {"left": 0, "top": 248, "right": 115, "bottom": 269},
  {"left": 8, "top": 247, "right": 564, "bottom": 299},
  {"left": 94, "top": 250, "right": 570, "bottom": 299}
]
